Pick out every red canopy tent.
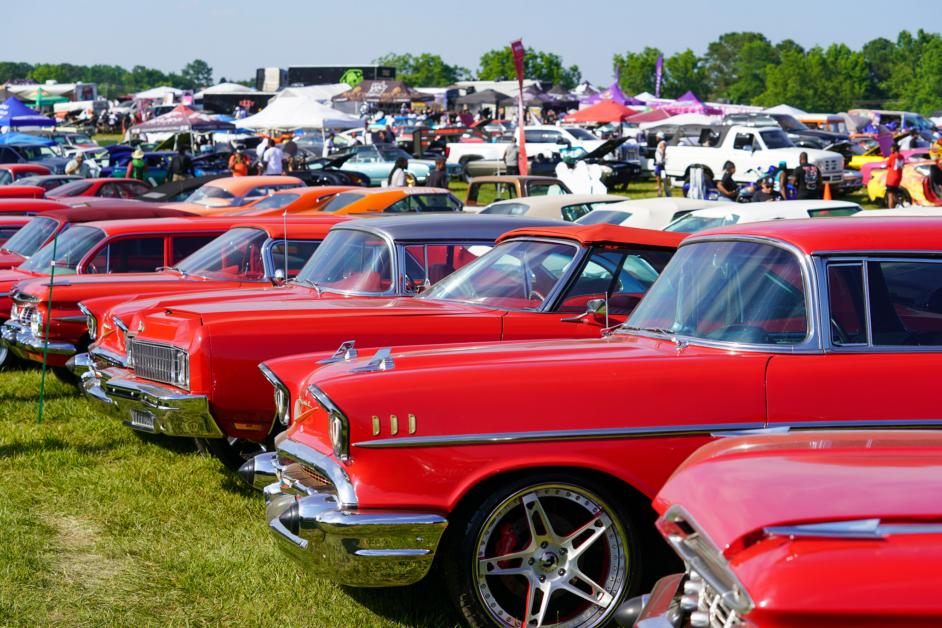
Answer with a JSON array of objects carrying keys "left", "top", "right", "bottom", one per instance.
[
  {"left": 563, "top": 100, "right": 637, "bottom": 124},
  {"left": 623, "top": 108, "right": 675, "bottom": 125}
]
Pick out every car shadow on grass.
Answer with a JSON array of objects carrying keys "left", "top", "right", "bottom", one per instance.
[
  {"left": 132, "top": 430, "right": 200, "bottom": 454},
  {"left": 0, "top": 435, "right": 123, "bottom": 459},
  {"left": 342, "top": 570, "right": 459, "bottom": 627}
]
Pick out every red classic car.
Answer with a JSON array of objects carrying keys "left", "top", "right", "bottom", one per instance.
[
  {"left": 0, "top": 185, "right": 45, "bottom": 200},
  {"left": 251, "top": 216, "right": 942, "bottom": 628},
  {"left": 3, "top": 216, "right": 349, "bottom": 380},
  {"left": 0, "top": 216, "right": 32, "bottom": 248},
  {"left": 74, "top": 218, "right": 679, "bottom": 473},
  {"left": 47, "top": 177, "right": 152, "bottom": 200},
  {"left": 0, "top": 163, "right": 52, "bottom": 184},
  {"left": 0, "top": 199, "right": 70, "bottom": 216},
  {"left": 618, "top": 430, "right": 942, "bottom": 628},
  {"left": 0, "top": 206, "right": 198, "bottom": 371}
]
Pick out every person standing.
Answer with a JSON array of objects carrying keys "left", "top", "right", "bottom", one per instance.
[
  {"left": 790, "top": 152, "right": 821, "bottom": 200},
  {"left": 228, "top": 147, "right": 250, "bottom": 177},
  {"left": 256, "top": 137, "right": 269, "bottom": 164},
  {"left": 387, "top": 156, "right": 408, "bottom": 187},
  {"left": 166, "top": 146, "right": 195, "bottom": 182},
  {"left": 426, "top": 158, "right": 449, "bottom": 189},
  {"left": 503, "top": 136, "right": 520, "bottom": 175},
  {"left": 283, "top": 137, "right": 298, "bottom": 160},
  {"left": 263, "top": 141, "right": 286, "bottom": 176},
  {"left": 654, "top": 132, "right": 669, "bottom": 197},
  {"left": 65, "top": 153, "right": 91, "bottom": 178},
  {"left": 899, "top": 129, "right": 922, "bottom": 151},
  {"left": 884, "top": 142, "right": 905, "bottom": 208},
  {"left": 125, "top": 148, "right": 148, "bottom": 181},
  {"left": 323, "top": 133, "right": 335, "bottom": 158},
  {"left": 717, "top": 161, "right": 738, "bottom": 201}
]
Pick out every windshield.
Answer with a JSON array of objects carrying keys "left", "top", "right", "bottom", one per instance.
[
  {"left": 0, "top": 170, "right": 11, "bottom": 186},
  {"left": 380, "top": 148, "right": 412, "bottom": 161},
  {"left": 185, "top": 185, "right": 237, "bottom": 206},
  {"left": 1, "top": 216, "right": 59, "bottom": 257},
  {"left": 49, "top": 180, "right": 93, "bottom": 197},
  {"left": 419, "top": 240, "right": 579, "bottom": 310},
  {"left": 248, "top": 193, "right": 300, "bottom": 211},
  {"left": 664, "top": 213, "right": 739, "bottom": 234},
  {"left": 175, "top": 227, "right": 269, "bottom": 281},
  {"left": 17, "top": 146, "right": 58, "bottom": 161},
  {"left": 72, "top": 135, "right": 95, "bottom": 146},
  {"left": 759, "top": 130, "right": 794, "bottom": 149},
  {"left": 565, "top": 128, "right": 598, "bottom": 141},
  {"left": 774, "top": 115, "right": 809, "bottom": 131},
  {"left": 626, "top": 241, "right": 807, "bottom": 345},
  {"left": 295, "top": 229, "right": 392, "bottom": 294},
  {"left": 318, "top": 192, "right": 366, "bottom": 213},
  {"left": 19, "top": 225, "right": 105, "bottom": 275}
]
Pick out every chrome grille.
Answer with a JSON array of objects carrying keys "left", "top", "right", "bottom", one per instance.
[
  {"left": 15, "top": 305, "right": 34, "bottom": 325},
  {"left": 301, "top": 465, "right": 333, "bottom": 487},
  {"left": 129, "top": 340, "right": 177, "bottom": 386},
  {"left": 696, "top": 576, "right": 744, "bottom": 628}
]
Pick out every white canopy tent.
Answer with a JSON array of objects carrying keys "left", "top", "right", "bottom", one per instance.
[
  {"left": 762, "top": 104, "right": 807, "bottom": 116},
  {"left": 239, "top": 88, "right": 364, "bottom": 131},
  {"left": 270, "top": 84, "right": 350, "bottom": 105},
  {"left": 134, "top": 86, "right": 183, "bottom": 100},
  {"left": 194, "top": 83, "right": 256, "bottom": 100}
]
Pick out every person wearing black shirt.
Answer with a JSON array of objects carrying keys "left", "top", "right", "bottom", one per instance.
[
  {"left": 717, "top": 161, "right": 738, "bottom": 201},
  {"left": 166, "top": 146, "right": 195, "bottom": 182},
  {"left": 752, "top": 178, "right": 781, "bottom": 202},
  {"left": 426, "top": 158, "right": 449, "bottom": 189},
  {"left": 790, "top": 152, "right": 821, "bottom": 200}
]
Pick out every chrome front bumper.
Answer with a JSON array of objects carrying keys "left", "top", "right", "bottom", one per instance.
[
  {"left": 615, "top": 573, "right": 683, "bottom": 628},
  {"left": 261, "top": 438, "right": 448, "bottom": 587},
  {"left": 2, "top": 320, "right": 76, "bottom": 360},
  {"left": 76, "top": 351, "right": 224, "bottom": 438}
]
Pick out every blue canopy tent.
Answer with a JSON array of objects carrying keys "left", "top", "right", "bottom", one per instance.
[
  {"left": 0, "top": 97, "right": 57, "bottom": 128},
  {"left": 0, "top": 132, "right": 56, "bottom": 145}
]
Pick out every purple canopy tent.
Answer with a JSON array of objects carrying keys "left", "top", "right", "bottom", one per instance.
[
  {"left": 0, "top": 96, "right": 56, "bottom": 128},
  {"left": 129, "top": 105, "right": 236, "bottom": 135},
  {"left": 662, "top": 91, "right": 723, "bottom": 116},
  {"left": 579, "top": 83, "right": 645, "bottom": 107}
]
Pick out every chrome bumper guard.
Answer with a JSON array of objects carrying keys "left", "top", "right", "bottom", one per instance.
[
  {"left": 77, "top": 353, "right": 223, "bottom": 438},
  {"left": 2, "top": 320, "right": 76, "bottom": 360},
  {"left": 616, "top": 573, "right": 683, "bottom": 628},
  {"left": 262, "top": 439, "right": 448, "bottom": 587}
]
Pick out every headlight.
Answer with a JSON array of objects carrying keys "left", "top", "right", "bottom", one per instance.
[
  {"left": 78, "top": 303, "right": 96, "bottom": 340},
  {"left": 10, "top": 303, "right": 17, "bottom": 320},
  {"left": 258, "top": 363, "right": 291, "bottom": 426},
  {"left": 30, "top": 310, "right": 43, "bottom": 334},
  {"left": 172, "top": 349, "right": 189, "bottom": 389},
  {"left": 307, "top": 384, "right": 349, "bottom": 462}
]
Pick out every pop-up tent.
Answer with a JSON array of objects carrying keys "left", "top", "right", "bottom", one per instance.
[
  {"left": 763, "top": 104, "right": 807, "bottom": 116},
  {"left": 129, "top": 105, "right": 236, "bottom": 135},
  {"left": 456, "top": 89, "right": 510, "bottom": 106},
  {"left": 0, "top": 96, "right": 56, "bottom": 128},
  {"left": 333, "top": 80, "right": 433, "bottom": 104},
  {"left": 563, "top": 100, "right": 636, "bottom": 124},
  {"left": 579, "top": 83, "right": 645, "bottom": 107},
  {"left": 663, "top": 91, "right": 722, "bottom": 115},
  {"left": 0, "top": 132, "right": 56, "bottom": 145},
  {"left": 241, "top": 89, "right": 364, "bottom": 131},
  {"left": 135, "top": 86, "right": 183, "bottom": 100},
  {"left": 623, "top": 108, "right": 675, "bottom": 125}
]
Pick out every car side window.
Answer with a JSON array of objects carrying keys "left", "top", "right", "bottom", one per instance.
[
  {"left": 245, "top": 186, "right": 268, "bottom": 200},
  {"left": 468, "top": 183, "right": 517, "bottom": 205},
  {"left": 384, "top": 196, "right": 419, "bottom": 212},
  {"left": 733, "top": 134, "right": 754, "bottom": 150},
  {"left": 528, "top": 182, "right": 566, "bottom": 197},
  {"left": 0, "top": 170, "right": 11, "bottom": 185},
  {"left": 118, "top": 181, "right": 148, "bottom": 197},
  {"left": 403, "top": 244, "right": 492, "bottom": 288},
  {"left": 86, "top": 237, "right": 165, "bottom": 274},
  {"left": 561, "top": 204, "right": 591, "bottom": 222},
  {"left": 827, "top": 263, "right": 868, "bottom": 346},
  {"left": 523, "top": 131, "right": 542, "bottom": 144},
  {"left": 171, "top": 235, "right": 219, "bottom": 266},
  {"left": 0, "top": 227, "right": 21, "bottom": 247},
  {"left": 414, "top": 194, "right": 458, "bottom": 212},
  {"left": 98, "top": 183, "right": 121, "bottom": 198},
  {"left": 557, "top": 248, "right": 672, "bottom": 315},
  {"left": 269, "top": 240, "right": 320, "bottom": 277},
  {"left": 867, "top": 260, "right": 942, "bottom": 346},
  {"left": 0, "top": 148, "right": 18, "bottom": 164}
]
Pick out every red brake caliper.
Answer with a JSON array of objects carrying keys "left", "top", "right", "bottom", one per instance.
[{"left": 495, "top": 522, "right": 518, "bottom": 568}]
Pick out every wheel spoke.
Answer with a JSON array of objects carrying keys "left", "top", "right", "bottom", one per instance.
[
  {"left": 563, "top": 564, "right": 615, "bottom": 608},
  {"left": 525, "top": 575, "right": 552, "bottom": 627},
  {"left": 521, "top": 491, "right": 558, "bottom": 545},
  {"left": 477, "top": 548, "right": 533, "bottom": 576},
  {"left": 561, "top": 513, "right": 609, "bottom": 560}
]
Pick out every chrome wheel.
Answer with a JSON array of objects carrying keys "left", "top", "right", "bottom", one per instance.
[{"left": 474, "top": 483, "right": 629, "bottom": 628}]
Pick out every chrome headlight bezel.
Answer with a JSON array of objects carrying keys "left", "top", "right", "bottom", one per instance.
[
  {"left": 258, "top": 363, "right": 291, "bottom": 426},
  {"left": 29, "top": 310, "right": 43, "bottom": 335},
  {"left": 307, "top": 384, "right": 350, "bottom": 462},
  {"left": 10, "top": 303, "right": 18, "bottom": 320},
  {"left": 77, "top": 302, "right": 96, "bottom": 340}
]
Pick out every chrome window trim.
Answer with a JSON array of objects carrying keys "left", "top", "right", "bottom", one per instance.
[
  {"left": 353, "top": 421, "right": 766, "bottom": 449},
  {"left": 301, "top": 227, "right": 399, "bottom": 298},
  {"left": 395, "top": 239, "right": 497, "bottom": 297},
  {"left": 417, "top": 236, "right": 587, "bottom": 314},
  {"left": 770, "top": 418, "right": 942, "bottom": 430},
  {"left": 261, "top": 236, "right": 321, "bottom": 282},
  {"left": 619, "top": 234, "right": 822, "bottom": 354},
  {"left": 819, "top": 254, "right": 942, "bottom": 353}
]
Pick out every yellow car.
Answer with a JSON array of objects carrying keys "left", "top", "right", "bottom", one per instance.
[{"left": 867, "top": 160, "right": 942, "bottom": 207}]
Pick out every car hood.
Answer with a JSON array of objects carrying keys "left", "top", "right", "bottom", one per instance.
[
  {"left": 580, "top": 137, "right": 630, "bottom": 161},
  {"left": 654, "top": 430, "right": 942, "bottom": 556},
  {"left": 15, "top": 271, "right": 244, "bottom": 298},
  {"left": 789, "top": 129, "right": 849, "bottom": 142},
  {"left": 0, "top": 251, "right": 26, "bottom": 269},
  {"left": 0, "top": 267, "right": 39, "bottom": 288}
]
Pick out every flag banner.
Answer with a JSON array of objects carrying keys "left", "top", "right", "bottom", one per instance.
[
  {"left": 511, "top": 39, "right": 529, "bottom": 175},
  {"left": 655, "top": 56, "right": 664, "bottom": 99}
]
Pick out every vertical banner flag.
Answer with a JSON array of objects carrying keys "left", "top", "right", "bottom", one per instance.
[
  {"left": 655, "top": 56, "right": 664, "bottom": 99},
  {"left": 511, "top": 39, "right": 528, "bottom": 175}
]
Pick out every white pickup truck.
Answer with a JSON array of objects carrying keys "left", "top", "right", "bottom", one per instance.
[
  {"left": 445, "top": 125, "right": 608, "bottom": 167},
  {"left": 664, "top": 124, "right": 844, "bottom": 185}
]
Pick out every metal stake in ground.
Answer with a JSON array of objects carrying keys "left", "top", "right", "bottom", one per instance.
[{"left": 37, "top": 232, "right": 57, "bottom": 425}]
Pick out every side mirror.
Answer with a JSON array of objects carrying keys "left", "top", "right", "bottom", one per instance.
[
  {"left": 556, "top": 138, "right": 570, "bottom": 145},
  {"left": 586, "top": 298, "right": 607, "bottom": 316},
  {"left": 270, "top": 269, "right": 285, "bottom": 286},
  {"left": 401, "top": 274, "right": 417, "bottom": 294}
]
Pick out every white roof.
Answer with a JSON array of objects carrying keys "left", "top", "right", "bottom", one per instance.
[
  {"left": 239, "top": 88, "right": 364, "bottom": 131},
  {"left": 575, "top": 198, "right": 723, "bottom": 230},
  {"left": 663, "top": 200, "right": 862, "bottom": 233},
  {"left": 762, "top": 104, "right": 808, "bottom": 116},
  {"left": 195, "top": 83, "right": 256, "bottom": 99},
  {"left": 853, "top": 207, "right": 942, "bottom": 217},
  {"left": 271, "top": 84, "right": 350, "bottom": 104},
  {"left": 482, "top": 194, "right": 625, "bottom": 221},
  {"left": 134, "top": 86, "right": 183, "bottom": 100}
]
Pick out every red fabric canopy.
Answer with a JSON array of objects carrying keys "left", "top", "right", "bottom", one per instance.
[
  {"left": 623, "top": 108, "right": 675, "bottom": 124},
  {"left": 563, "top": 100, "right": 637, "bottom": 124}
]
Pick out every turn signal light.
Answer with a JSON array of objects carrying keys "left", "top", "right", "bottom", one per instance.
[{"left": 233, "top": 423, "right": 267, "bottom": 431}]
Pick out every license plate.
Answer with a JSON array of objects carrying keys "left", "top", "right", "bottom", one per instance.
[{"left": 129, "top": 409, "right": 156, "bottom": 431}]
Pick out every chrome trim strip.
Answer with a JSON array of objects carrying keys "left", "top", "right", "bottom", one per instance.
[
  {"left": 276, "top": 437, "right": 357, "bottom": 507},
  {"left": 765, "top": 519, "right": 942, "bottom": 539},
  {"left": 112, "top": 316, "right": 128, "bottom": 332},
  {"left": 812, "top": 249, "right": 942, "bottom": 258},
  {"left": 90, "top": 345, "right": 126, "bottom": 368},
  {"left": 354, "top": 549, "right": 431, "bottom": 557},
  {"left": 771, "top": 419, "right": 942, "bottom": 430},
  {"left": 52, "top": 315, "right": 87, "bottom": 323},
  {"left": 354, "top": 422, "right": 766, "bottom": 449}
]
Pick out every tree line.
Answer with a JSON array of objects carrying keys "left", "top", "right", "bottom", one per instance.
[{"left": 0, "top": 59, "right": 251, "bottom": 99}]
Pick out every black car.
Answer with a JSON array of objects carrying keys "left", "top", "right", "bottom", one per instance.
[
  {"left": 0, "top": 143, "right": 71, "bottom": 174},
  {"left": 722, "top": 113, "right": 849, "bottom": 150}
]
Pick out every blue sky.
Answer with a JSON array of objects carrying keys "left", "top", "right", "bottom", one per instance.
[{"left": 5, "top": 0, "right": 937, "bottom": 87}]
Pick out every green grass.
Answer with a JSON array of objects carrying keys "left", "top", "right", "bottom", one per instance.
[{"left": 0, "top": 363, "right": 460, "bottom": 628}]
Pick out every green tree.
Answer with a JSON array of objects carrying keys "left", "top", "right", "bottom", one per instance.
[
  {"left": 478, "top": 47, "right": 581, "bottom": 88},
  {"left": 373, "top": 53, "right": 472, "bottom": 87},
  {"left": 757, "top": 44, "right": 868, "bottom": 112},
  {"left": 28, "top": 63, "right": 72, "bottom": 84},
  {"left": 123, "top": 65, "right": 171, "bottom": 93},
  {"left": 612, "top": 47, "right": 662, "bottom": 95},
  {"left": 703, "top": 32, "right": 776, "bottom": 100},
  {"left": 723, "top": 39, "right": 779, "bottom": 105},
  {"left": 883, "top": 30, "right": 942, "bottom": 112},
  {"left": 662, "top": 49, "right": 710, "bottom": 99},
  {"left": 181, "top": 59, "right": 213, "bottom": 88},
  {"left": 861, "top": 37, "right": 895, "bottom": 101},
  {"left": 0, "top": 62, "right": 33, "bottom": 83}
]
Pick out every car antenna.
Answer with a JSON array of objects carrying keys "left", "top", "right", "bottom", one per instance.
[{"left": 282, "top": 208, "right": 288, "bottom": 282}]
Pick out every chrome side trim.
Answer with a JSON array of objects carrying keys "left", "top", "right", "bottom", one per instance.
[
  {"left": 90, "top": 345, "right": 126, "bottom": 368},
  {"left": 765, "top": 519, "right": 942, "bottom": 539},
  {"left": 354, "top": 422, "right": 766, "bottom": 449},
  {"left": 112, "top": 316, "right": 128, "bottom": 332},
  {"left": 771, "top": 419, "right": 942, "bottom": 430},
  {"left": 276, "top": 437, "right": 357, "bottom": 507},
  {"left": 52, "top": 315, "right": 87, "bottom": 323}
]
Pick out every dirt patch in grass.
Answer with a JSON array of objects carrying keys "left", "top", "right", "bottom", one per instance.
[{"left": 53, "top": 516, "right": 128, "bottom": 587}]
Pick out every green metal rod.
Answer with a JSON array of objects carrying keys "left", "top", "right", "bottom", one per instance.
[{"left": 37, "top": 232, "right": 58, "bottom": 425}]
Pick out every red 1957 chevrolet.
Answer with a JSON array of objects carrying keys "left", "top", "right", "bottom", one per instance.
[
  {"left": 252, "top": 216, "right": 942, "bottom": 628},
  {"left": 618, "top": 430, "right": 942, "bottom": 628},
  {"left": 73, "top": 216, "right": 682, "bottom": 472}
]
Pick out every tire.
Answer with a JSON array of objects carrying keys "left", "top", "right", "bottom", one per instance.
[
  {"left": 203, "top": 424, "right": 284, "bottom": 473},
  {"left": 443, "top": 473, "right": 641, "bottom": 628}
]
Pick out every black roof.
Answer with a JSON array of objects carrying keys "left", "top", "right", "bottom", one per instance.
[
  {"left": 333, "top": 214, "right": 565, "bottom": 242},
  {"left": 38, "top": 206, "right": 194, "bottom": 224}
]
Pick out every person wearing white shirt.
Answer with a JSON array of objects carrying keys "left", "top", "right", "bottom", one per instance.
[
  {"left": 387, "top": 156, "right": 408, "bottom": 187},
  {"left": 322, "top": 133, "right": 335, "bottom": 158},
  {"left": 256, "top": 138, "right": 269, "bottom": 162},
  {"left": 263, "top": 143, "right": 286, "bottom": 175},
  {"left": 900, "top": 129, "right": 923, "bottom": 151}
]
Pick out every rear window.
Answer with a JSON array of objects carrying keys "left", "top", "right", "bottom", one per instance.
[
  {"left": 185, "top": 185, "right": 237, "bottom": 206},
  {"left": 319, "top": 193, "right": 366, "bottom": 213},
  {"left": 528, "top": 182, "right": 568, "bottom": 197},
  {"left": 808, "top": 207, "right": 860, "bottom": 218},
  {"left": 1, "top": 216, "right": 59, "bottom": 257},
  {"left": 480, "top": 202, "right": 529, "bottom": 215},
  {"left": 250, "top": 193, "right": 301, "bottom": 210},
  {"left": 576, "top": 210, "right": 630, "bottom": 225},
  {"left": 664, "top": 214, "right": 740, "bottom": 234},
  {"left": 50, "top": 181, "right": 93, "bottom": 197}
]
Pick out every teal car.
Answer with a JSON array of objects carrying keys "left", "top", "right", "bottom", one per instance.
[{"left": 334, "top": 146, "right": 433, "bottom": 186}]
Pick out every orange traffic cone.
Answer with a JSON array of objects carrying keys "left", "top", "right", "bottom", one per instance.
[{"left": 823, "top": 183, "right": 832, "bottom": 200}]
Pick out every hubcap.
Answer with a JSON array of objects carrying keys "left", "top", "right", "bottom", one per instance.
[{"left": 474, "top": 484, "right": 628, "bottom": 628}]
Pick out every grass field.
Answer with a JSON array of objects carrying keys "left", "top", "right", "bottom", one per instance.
[{"left": 0, "top": 362, "right": 461, "bottom": 628}]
